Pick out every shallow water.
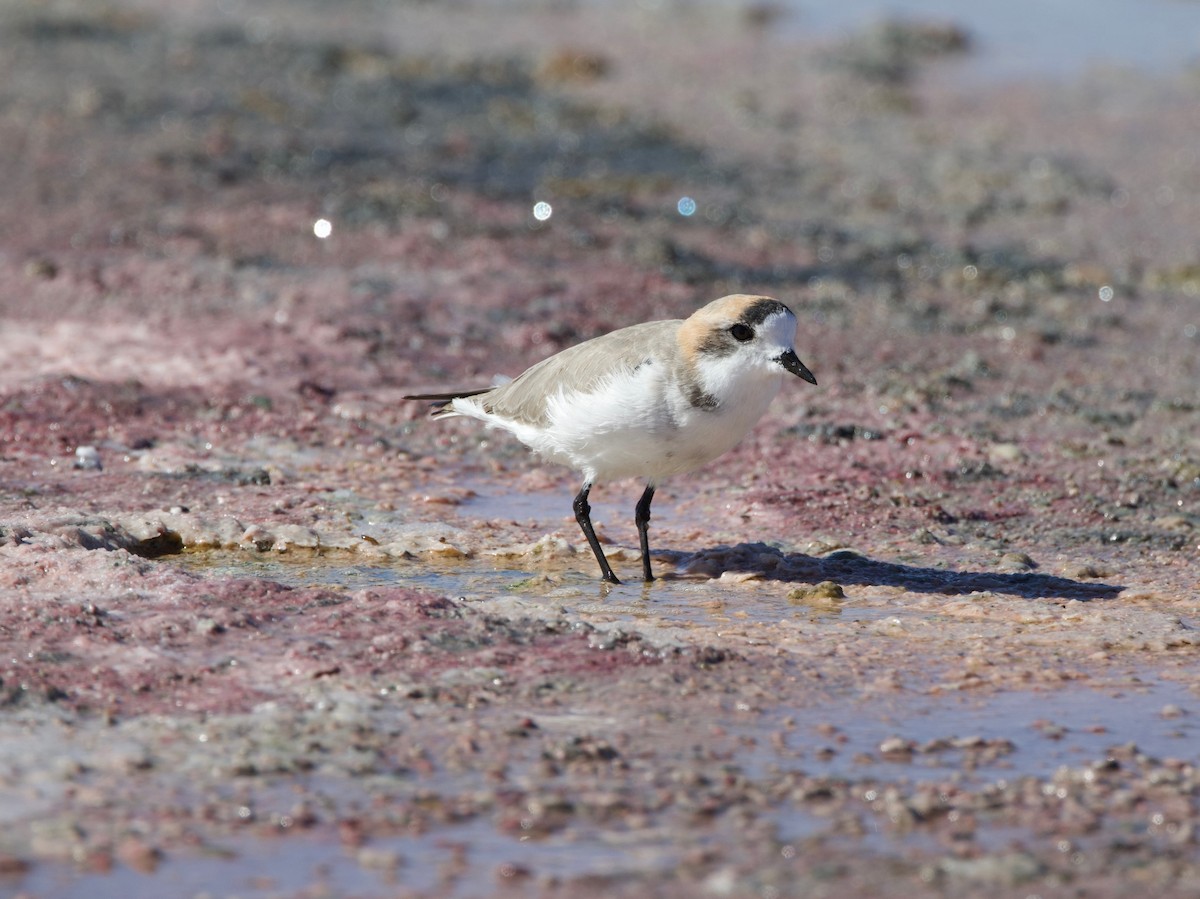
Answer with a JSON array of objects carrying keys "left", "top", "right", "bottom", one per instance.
[
  {"left": 15, "top": 817, "right": 690, "bottom": 899},
  {"left": 759, "top": 678, "right": 1199, "bottom": 781},
  {"left": 174, "top": 552, "right": 1197, "bottom": 788},
  {"left": 13, "top": 641, "right": 1194, "bottom": 898},
  {"left": 788, "top": 0, "right": 1200, "bottom": 81},
  {"left": 18, "top": 544, "right": 1197, "bottom": 896},
  {"left": 173, "top": 549, "right": 904, "bottom": 632}
]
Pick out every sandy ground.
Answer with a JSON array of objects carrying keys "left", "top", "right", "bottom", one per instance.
[{"left": 2, "top": 1, "right": 1199, "bottom": 896}]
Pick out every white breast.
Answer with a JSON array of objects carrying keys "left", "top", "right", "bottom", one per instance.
[{"left": 508, "top": 354, "right": 785, "bottom": 483}]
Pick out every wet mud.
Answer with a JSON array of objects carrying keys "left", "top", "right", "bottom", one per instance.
[{"left": 2, "top": 1, "right": 1199, "bottom": 896}]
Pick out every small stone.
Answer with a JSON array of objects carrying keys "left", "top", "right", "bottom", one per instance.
[
  {"left": 1064, "top": 562, "right": 1107, "bottom": 580},
  {"left": 805, "top": 537, "right": 846, "bottom": 554},
  {"left": 427, "top": 541, "right": 469, "bottom": 559},
  {"left": 536, "top": 49, "right": 610, "bottom": 84},
  {"left": 1033, "top": 719, "right": 1067, "bottom": 740},
  {"left": 30, "top": 820, "right": 85, "bottom": 861},
  {"left": 938, "top": 851, "right": 1045, "bottom": 886},
  {"left": 116, "top": 837, "right": 162, "bottom": 873},
  {"left": 788, "top": 581, "right": 845, "bottom": 603},
  {"left": 357, "top": 847, "right": 402, "bottom": 871},
  {"left": 824, "top": 549, "right": 865, "bottom": 562},
  {"left": 703, "top": 867, "right": 738, "bottom": 895},
  {"left": 1154, "top": 515, "right": 1194, "bottom": 532},
  {"left": 543, "top": 735, "right": 620, "bottom": 763},
  {"left": 506, "top": 717, "right": 539, "bottom": 737},
  {"left": 997, "top": 552, "right": 1036, "bottom": 571},
  {"left": 911, "top": 527, "right": 937, "bottom": 545},
  {"left": 496, "top": 861, "right": 533, "bottom": 881},
  {"left": 1161, "top": 704, "right": 1186, "bottom": 719},
  {"left": 879, "top": 736, "right": 915, "bottom": 757},
  {"left": 195, "top": 617, "right": 224, "bottom": 636},
  {"left": 988, "top": 442, "right": 1023, "bottom": 464},
  {"left": 25, "top": 257, "right": 59, "bottom": 279},
  {"left": 0, "top": 854, "right": 31, "bottom": 875},
  {"left": 718, "top": 569, "right": 763, "bottom": 584},
  {"left": 240, "top": 524, "right": 273, "bottom": 551},
  {"left": 950, "top": 735, "right": 987, "bottom": 749},
  {"left": 74, "top": 445, "right": 102, "bottom": 471}
]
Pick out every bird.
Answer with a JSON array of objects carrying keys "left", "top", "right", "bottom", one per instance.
[{"left": 404, "top": 294, "right": 817, "bottom": 584}]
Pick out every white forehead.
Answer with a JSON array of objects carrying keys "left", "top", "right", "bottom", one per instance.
[{"left": 757, "top": 308, "right": 797, "bottom": 344}]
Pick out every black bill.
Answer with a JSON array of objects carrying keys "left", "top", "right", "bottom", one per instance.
[{"left": 776, "top": 349, "right": 818, "bottom": 385}]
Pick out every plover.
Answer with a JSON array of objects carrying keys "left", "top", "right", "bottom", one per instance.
[{"left": 406, "top": 294, "right": 817, "bottom": 584}]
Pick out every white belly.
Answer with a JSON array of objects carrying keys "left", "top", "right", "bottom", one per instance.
[{"left": 509, "top": 361, "right": 785, "bottom": 483}]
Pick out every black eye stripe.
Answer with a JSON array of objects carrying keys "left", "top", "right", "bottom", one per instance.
[{"left": 730, "top": 323, "right": 754, "bottom": 342}]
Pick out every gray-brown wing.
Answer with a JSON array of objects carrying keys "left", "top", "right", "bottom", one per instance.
[{"left": 481, "top": 319, "right": 681, "bottom": 426}]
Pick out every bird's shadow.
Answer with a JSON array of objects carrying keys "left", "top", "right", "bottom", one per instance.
[{"left": 668, "top": 543, "right": 1123, "bottom": 601}]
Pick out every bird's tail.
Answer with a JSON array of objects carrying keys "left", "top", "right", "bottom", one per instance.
[{"left": 403, "top": 387, "right": 492, "bottom": 417}]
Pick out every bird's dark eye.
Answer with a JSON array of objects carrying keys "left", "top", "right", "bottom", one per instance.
[{"left": 730, "top": 323, "right": 754, "bottom": 342}]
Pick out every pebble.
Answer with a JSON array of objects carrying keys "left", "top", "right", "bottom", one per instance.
[
  {"left": 73, "top": 445, "right": 102, "bottom": 471},
  {"left": 879, "top": 736, "right": 915, "bottom": 757},
  {"left": 787, "top": 581, "right": 845, "bottom": 604},
  {"left": 1063, "top": 562, "right": 1107, "bottom": 580},
  {"left": 24, "top": 257, "right": 58, "bottom": 279},
  {"left": 936, "top": 851, "right": 1045, "bottom": 886},
  {"left": 988, "top": 442, "right": 1024, "bottom": 464},
  {"left": 997, "top": 551, "right": 1036, "bottom": 571}
]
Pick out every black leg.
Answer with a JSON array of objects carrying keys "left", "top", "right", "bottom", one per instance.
[
  {"left": 573, "top": 482, "right": 620, "bottom": 584},
  {"left": 635, "top": 483, "right": 656, "bottom": 582}
]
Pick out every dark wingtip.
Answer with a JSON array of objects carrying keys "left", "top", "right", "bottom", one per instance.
[
  {"left": 404, "top": 388, "right": 493, "bottom": 417},
  {"left": 404, "top": 386, "right": 493, "bottom": 405}
]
